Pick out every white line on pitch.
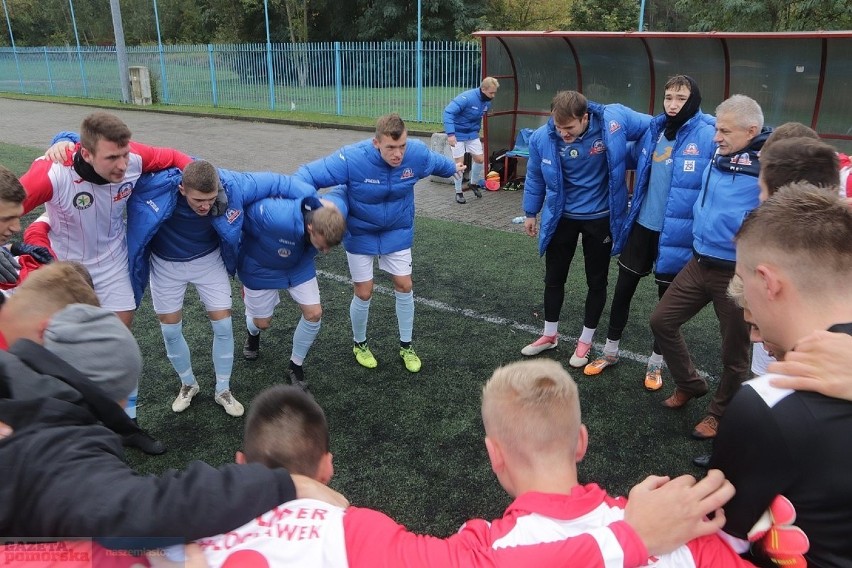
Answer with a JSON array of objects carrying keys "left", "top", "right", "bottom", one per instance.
[{"left": 317, "top": 269, "right": 713, "bottom": 380}]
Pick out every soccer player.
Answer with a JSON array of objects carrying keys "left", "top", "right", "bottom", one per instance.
[
  {"left": 582, "top": 76, "right": 716, "bottom": 390},
  {"left": 21, "top": 112, "right": 192, "bottom": 328},
  {"left": 295, "top": 113, "right": 463, "bottom": 373},
  {"left": 710, "top": 185, "right": 852, "bottom": 566},
  {"left": 0, "top": 165, "right": 52, "bottom": 290},
  {"left": 521, "top": 90, "right": 651, "bottom": 368},
  {"left": 239, "top": 187, "right": 347, "bottom": 390},
  {"left": 443, "top": 76, "right": 499, "bottom": 204}
]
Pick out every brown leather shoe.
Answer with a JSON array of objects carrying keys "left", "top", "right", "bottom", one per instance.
[
  {"left": 661, "top": 388, "right": 703, "bottom": 409},
  {"left": 691, "top": 415, "right": 719, "bottom": 440}
]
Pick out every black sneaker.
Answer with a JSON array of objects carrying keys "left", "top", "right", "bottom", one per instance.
[
  {"left": 123, "top": 429, "right": 166, "bottom": 455},
  {"left": 287, "top": 367, "right": 309, "bottom": 392},
  {"left": 470, "top": 184, "right": 483, "bottom": 198},
  {"left": 692, "top": 454, "right": 710, "bottom": 469},
  {"left": 243, "top": 332, "right": 260, "bottom": 360},
  {"left": 454, "top": 193, "right": 466, "bottom": 204}
]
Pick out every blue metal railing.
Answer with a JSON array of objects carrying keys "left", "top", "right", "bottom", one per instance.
[{"left": 0, "top": 41, "right": 481, "bottom": 124}]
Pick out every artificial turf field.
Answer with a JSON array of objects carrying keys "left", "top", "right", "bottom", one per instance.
[{"left": 2, "top": 141, "right": 724, "bottom": 537}]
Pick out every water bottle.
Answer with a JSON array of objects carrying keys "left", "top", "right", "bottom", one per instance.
[{"left": 512, "top": 216, "right": 525, "bottom": 224}]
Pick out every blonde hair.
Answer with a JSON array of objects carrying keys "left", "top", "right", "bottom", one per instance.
[
  {"left": 482, "top": 359, "right": 581, "bottom": 465},
  {"left": 308, "top": 206, "right": 346, "bottom": 247},
  {"left": 8, "top": 262, "right": 99, "bottom": 319},
  {"left": 481, "top": 77, "right": 500, "bottom": 90},
  {"left": 727, "top": 274, "right": 746, "bottom": 309}
]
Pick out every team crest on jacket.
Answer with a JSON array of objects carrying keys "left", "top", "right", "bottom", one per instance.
[
  {"left": 113, "top": 182, "right": 133, "bottom": 202},
  {"left": 609, "top": 121, "right": 621, "bottom": 133},
  {"left": 731, "top": 153, "right": 753, "bottom": 166},
  {"left": 400, "top": 168, "right": 414, "bottom": 180},
  {"left": 590, "top": 139, "right": 606, "bottom": 155},
  {"left": 277, "top": 247, "right": 292, "bottom": 258},
  {"left": 683, "top": 143, "right": 700, "bottom": 156},
  {"left": 73, "top": 192, "right": 94, "bottom": 210},
  {"left": 225, "top": 208, "right": 241, "bottom": 224}
]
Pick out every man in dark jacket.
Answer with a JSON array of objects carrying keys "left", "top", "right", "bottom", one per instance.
[{"left": 0, "top": 265, "right": 340, "bottom": 544}]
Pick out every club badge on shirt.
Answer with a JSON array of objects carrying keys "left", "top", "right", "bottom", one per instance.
[{"left": 73, "top": 192, "right": 94, "bottom": 210}]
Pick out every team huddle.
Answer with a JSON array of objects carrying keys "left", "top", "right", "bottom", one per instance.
[{"left": 0, "top": 73, "right": 851, "bottom": 568}]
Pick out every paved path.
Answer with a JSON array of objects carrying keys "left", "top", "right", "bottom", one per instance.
[{"left": 0, "top": 98, "right": 526, "bottom": 234}]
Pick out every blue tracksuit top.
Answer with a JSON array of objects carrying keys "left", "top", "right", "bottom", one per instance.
[
  {"left": 238, "top": 189, "right": 348, "bottom": 291},
  {"left": 127, "top": 167, "right": 317, "bottom": 307},
  {"left": 523, "top": 102, "right": 652, "bottom": 256},
  {"left": 692, "top": 131, "right": 771, "bottom": 263},
  {"left": 295, "top": 138, "right": 457, "bottom": 256},
  {"left": 443, "top": 88, "right": 491, "bottom": 141},
  {"left": 624, "top": 111, "right": 716, "bottom": 276}
]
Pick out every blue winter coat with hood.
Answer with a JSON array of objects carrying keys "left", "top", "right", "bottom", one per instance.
[
  {"left": 522, "top": 102, "right": 652, "bottom": 256},
  {"left": 295, "top": 138, "right": 457, "bottom": 256},
  {"left": 624, "top": 111, "right": 716, "bottom": 279},
  {"left": 238, "top": 189, "right": 348, "bottom": 291},
  {"left": 443, "top": 88, "right": 491, "bottom": 141}
]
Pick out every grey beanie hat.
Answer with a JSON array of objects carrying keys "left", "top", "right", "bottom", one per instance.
[{"left": 43, "top": 304, "right": 142, "bottom": 402}]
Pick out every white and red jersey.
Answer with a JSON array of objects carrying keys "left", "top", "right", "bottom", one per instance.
[
  {"left": 19, "top": 142, "right": 190, "bottom": 268},
  {"left": 838, "top": 152, "right": 851, "bottom": 198},
  {"left": 197, "top": 485, "right": 752, "bottom": 568}
]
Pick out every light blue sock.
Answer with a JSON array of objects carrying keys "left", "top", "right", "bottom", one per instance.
[
  {"left": 395, "top": 290, "right": 414, "bottom": 343},
  {"left": 453, "top": 169, "right": 463, "bottom": 192},
  {"left": 350, "top": 296, "right": 371, "bottom": 344},
  {"left": 470, "top": 160, "right": 484, "bottom": 185},
  {"left": 211, "top": 317, "right": 234, "bottom": 394},
  {"left": 245, "top": 315, "right": 261, "bottom": 336},
  {"left": 291, "top": 316, "right": 321, "bottom": 366},
  {"left": 160, "top": 321, "right": 196, "bottom": 387},
  {"left": 124, "top": 387, "right": 138, "bottom": 420}
]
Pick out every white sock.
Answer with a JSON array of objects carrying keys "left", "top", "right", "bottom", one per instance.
[
  {"left": 604, "top": 339, "right": 620, "bottom": 357},
  {"left": 648, "top": 352, "right": 664, "bottom": 367},
  {"left": 543, "top": 321, "right": 558, "bottom": 336},
  {"left": 579, "top": 326, "right": 596, "bottom": 344}
]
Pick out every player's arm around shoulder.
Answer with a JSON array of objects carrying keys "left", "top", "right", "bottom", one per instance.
[
  {"left": 610, "top": 104, "right": 653, "bottom": 141},
  {"left": 342, "top": 506, "right": 501, "bottom": 568},
  {"left": 130, "top": 141, "right": 192, "bottom": 172}
]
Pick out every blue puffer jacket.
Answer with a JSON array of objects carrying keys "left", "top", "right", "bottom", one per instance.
[
  {"left": 624, "top": 111, "right": 716, "bottom": 277},
  {"left": 295, "top": 138, "right": 457, "bottom": 255},
  {"left": 692, "top": 130, "right": 771, "bottom": 262},
  {"left": 127, "top": 168, "right": 316, "bottom": 307},
  {"left": 238, "top": 189, "right": 348, "bottom": 291},
  {"left": 443, "top": 88, "right": 491, "bottom": 141},
  {"left": 523, "top": 102, "right": 652, "bottom": 256}
]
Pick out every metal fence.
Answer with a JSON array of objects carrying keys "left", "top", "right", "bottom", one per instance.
[{"left": 0, "top": 41, "right": 482, "bottom": 124}]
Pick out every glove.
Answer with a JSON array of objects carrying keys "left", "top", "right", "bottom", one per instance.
[
  {"left": 748, "top": 495, "right": 809, "bottom": 568},
  {"left": 0, "top": 247, "right": 21, "bottom": 284},
  {"left": 10, "top": 242, "right": 54, "bottom": 265}
]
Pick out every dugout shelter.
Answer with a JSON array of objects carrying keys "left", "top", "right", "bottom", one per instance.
[{"left": 474, "top": 31, "right": 852, "bottom": 161}]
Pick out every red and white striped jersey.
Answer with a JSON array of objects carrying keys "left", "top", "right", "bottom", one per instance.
[{"left": 196, "top": 486, "right": 752, "bottom": 568}]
